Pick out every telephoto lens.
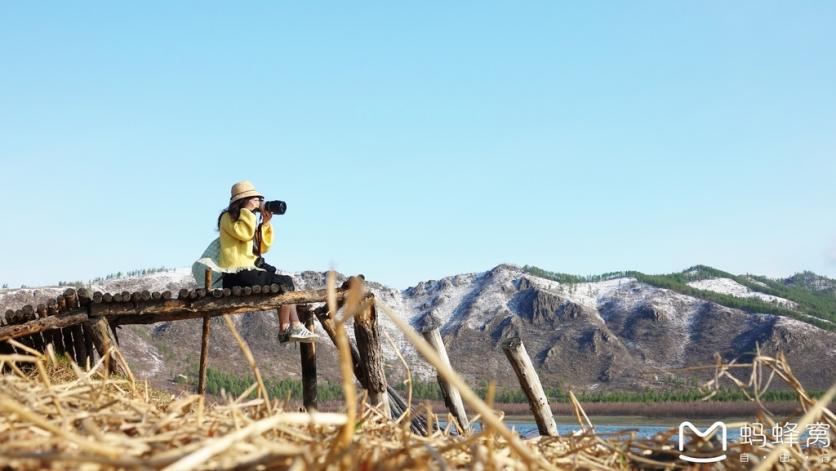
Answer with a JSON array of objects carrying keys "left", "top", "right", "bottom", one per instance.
[{"left": 264, "top": 200, "right": 287, "bottom": 215}]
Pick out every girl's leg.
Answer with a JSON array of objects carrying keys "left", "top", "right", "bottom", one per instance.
[
  {"left": 278, "top": 304, "right": 302, "bottom": 331},
  {"left": 271, "top": 273, "right": 302, "bottom": 332}
]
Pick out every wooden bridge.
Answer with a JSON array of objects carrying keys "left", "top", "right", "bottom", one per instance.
[{"left": 1, "top": 274, "right": 561, "bottom": 441}]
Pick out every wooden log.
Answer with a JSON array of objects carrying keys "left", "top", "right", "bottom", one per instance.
[
  {"left": 93, "top": 292, "right": 103, "bottom": 303},
  {"left": 211, "top": 289, "right": 223, "bottom": 298},
  {"left": 198, "top": 269, "right": 213, "bottom": 395},
  {"left": 21, "top": 305, "right": 45, "bottom": 352},
  {"left": 71, "top": 324, "right": 90, "bottom": 368},
  {"left": 60, "top": 320, "right": 77, "bottom": 361},
  {"left": 196, "top": 288, "right": 207, "bottom": 298},
  {"left": 161, "top": 290, "right": 172, "bottom": 300},
  {"left": 188, "top": 290, "right": 199, "bottom": 300},
  {"left": 501, "top": 337, "right": 558, "bottom": 436},
  {"left": 151, "top": 292, "right": 161, "bottom": 300},
  {"left": 77, "top": 288, "right": 92, "bottom": 306},
  {"left": 420, "top": 315, "right": 470, "bottom": 433},
  {"left": 63, "top": 288, "right": 78, "bottom": 306},
  {"left": 261, "top": 284, "right": 270, "bottom": 294},
  {"left": 65, "top": 290, "right": 91, "bottom": 368},
  {"left": 140, "top": 290, "right": 151, "bottom": 302},
  {"left": 96, "top": 289, "right": 343, "bottom": 319},
  {"left": 37, "top": 303, "right": 58, "bottom": 354},
  {"left": 251, "top": 285, "right": 262, "bottom": 294},
  {"left": 17, "top": 311, "right": 32, "bottom": 348},
  {"left": 298, "top": 305, "right": 317, "bottom": 410},
  {"left": 109, "top": 319, "right": 120, "bottom": 345},
  {"left": 232, "top": 286, "right": 242, "bottom": 296},
  {"left": 178, "top": 289, "right": 189, "bottom": 299},
  {"left": 0, "top": 311, "right": 89, "bottom": 342},
  {"left": 2, "top": 310, "right": 25, "bottom": 354},
  {"left": 76, "top": 294, "right": 96, "bottom": 366},
  {"left": 120, "top": 291, "right": 130, "bottom": 302},
  {"left": 103, "top": 293, "right": 113, "bottom": 303},
  {"left": 12, "top": 310, "right": 36, "bottom": 351},
  {"left": 197, "top": 316, "right": 211, "bottom": 395},
  {"left": 83, "top": 323, "right": 95, "bottom": 364},
  {"left": 112, "top": 293, "right": 123, "bottom": 303},
  {"left": 269, "top": 283, "right": 280, "bottom": 294},
  {"left": 36, "top": 304, "right": 56, "bottom": 353},
  {"left": 313, "top": 303, "right": 429, "bottom": 435},
  {"left": 313, "top": 305, "right": 363, "bottom": 382},
  {"left": 222, "top": 288, "right": 231, "bottom": 297},
  {"left": 2, "top": 289, "right": 346, "bottom": 341},
  {"left": 353, "top": 298, "right": 390, "bottom": 416},
  {"left": 46, "top": 300, "right": 67, "bottom": 355},
  {"left": 242, "top": 286, "right": 252, "bottom": 296},
  {"left": 77, "top": 289, "right": 96, "bottom": 362},
  {"left": 131, "top": 292, "right": 142, "bottom": 303},
  {"left": 85, "top": 316, "right": 129, "bottom": 376},
  {"left": 0, "top": 313, "right": 16, "bottom": 362}
]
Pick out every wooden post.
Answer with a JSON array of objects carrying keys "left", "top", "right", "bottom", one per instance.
[
  {"left": 64, "top": 290, "right": 90, "bottom": 368},
  {"left": 0, "top": 312, "right": 17, "bottom": 363},
  {"left": 197, "top": 270, "right": 212, "bottom": 395},
  {"left": 45, "top": 300, "right": 67, "bottom": 356},
  {"left": 86, "top": 317, "right": 129, "bottom": 376},
  {"left": 197, "top": 316, "right": 210, "bottom": 395},
  {"left": 501, "top": 337, "right": 558, "bottom": 436},
  {"left": 298, "top": 304, "right": 318, "bottom": 410},
  {"left": 55, "top": 296, "right": 77, "bottom": 361},
  {"left": 21, "top": 305, "right": 46, "bottom": 352},
  {"left": 77, "top": 289, "right": 96, "bottom": 364},
  {"left": 420, "top": 314, "right": 470, "bottom": 433},
  {"left": 8, "top": 310, "right": 34, "bottom": 351},
  {"left": 353, "top": 297, "right": 390, "bottom": 416},
  {"left": 35, "top": 304, "right": 56, "bottom": 353},
  {"left": 313, "top": 302, "right": 430, "bottom": 435}
]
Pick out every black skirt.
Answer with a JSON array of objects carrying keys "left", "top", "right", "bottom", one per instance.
[{"left": 222, "top": 269, "right": 295, "bottom": 292}]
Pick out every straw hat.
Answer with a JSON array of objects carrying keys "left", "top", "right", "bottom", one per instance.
[{"left": 229, "top": 180, "right": 264, "bottom": 203}]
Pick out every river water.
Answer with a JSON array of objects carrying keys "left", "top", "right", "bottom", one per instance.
[{"left": 447, "top": 419, "right": 744, "bottom": 441}]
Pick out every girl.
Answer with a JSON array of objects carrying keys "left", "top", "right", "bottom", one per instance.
[{"left": 217, "top": 180, "right": 317, "bottom": 343}]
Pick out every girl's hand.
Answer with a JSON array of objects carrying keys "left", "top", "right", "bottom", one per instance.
[{"left": 260, "top": 201, "right": 273, "bottom": 224}]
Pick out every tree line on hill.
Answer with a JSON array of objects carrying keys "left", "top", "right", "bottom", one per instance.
[
  {"left": 177, "top": 368, "right": 812, "bottom": 404},
  {"left": 523, "top": 265, "right": 835, "bottom": 331}
]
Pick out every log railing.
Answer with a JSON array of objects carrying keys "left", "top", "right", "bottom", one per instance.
[{"left": 0, "top": 286, "right": 348, "bottom": 343}]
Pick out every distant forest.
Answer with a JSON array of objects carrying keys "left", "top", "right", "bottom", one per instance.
[{"left": 177, "top": 368, "right": 813, "bottom": 404}]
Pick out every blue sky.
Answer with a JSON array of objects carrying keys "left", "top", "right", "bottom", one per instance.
[{"left": 1, "top": 2, "right": 834, "bottom": 289}]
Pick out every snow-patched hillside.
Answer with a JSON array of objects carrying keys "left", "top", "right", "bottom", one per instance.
[{"left": 686, "top": 278, "right": 797, "bottom": 308}]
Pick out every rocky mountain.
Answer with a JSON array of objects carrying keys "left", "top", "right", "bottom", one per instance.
[{"left": 2, "top": 264, "right": 834, "bottom": 394}]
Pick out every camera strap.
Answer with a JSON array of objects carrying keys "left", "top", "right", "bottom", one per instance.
[{"left": 253, "top": 221, "right": 263, "bottom": 257}]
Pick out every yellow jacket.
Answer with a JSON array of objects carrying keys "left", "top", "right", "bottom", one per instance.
[{"left": 218, "top": 209, "right": 274, "bottom": 270}]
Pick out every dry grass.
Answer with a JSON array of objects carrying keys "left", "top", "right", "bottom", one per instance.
[{"left": 0, "top": 282, "right": 834, "bottom": 469}]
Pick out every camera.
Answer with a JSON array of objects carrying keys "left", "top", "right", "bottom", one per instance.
[{"left": 263, "top": 200, "right": 287, "bottom": 215}]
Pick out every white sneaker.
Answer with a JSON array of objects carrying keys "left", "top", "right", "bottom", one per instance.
[{"left": 284, "top": 324, "right": 319, "bottom": 343}]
